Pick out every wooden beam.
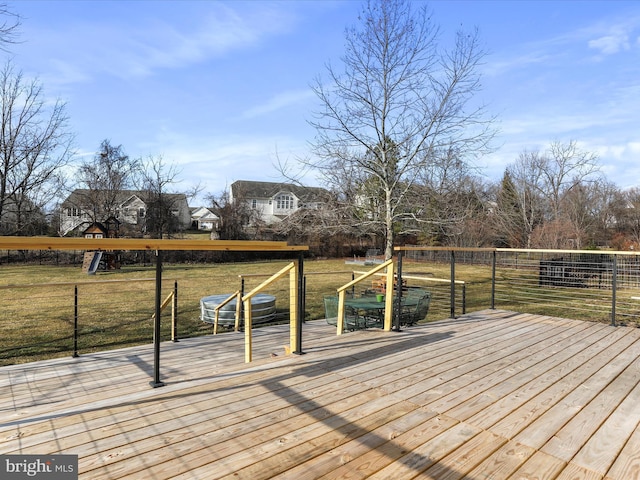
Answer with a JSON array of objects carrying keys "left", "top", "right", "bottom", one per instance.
[{"left": 0, "top": 236, "right": 308, "bottom": 252}]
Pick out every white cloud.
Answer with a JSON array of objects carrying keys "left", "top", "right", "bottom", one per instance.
[
  {"left": 241, "top": 89, "right": 315, "bottom": 119},
  {"left": 23, "top": 3, "right": 298, "bottom": 83},
  {"left": 588, "top": 30, "right": 630, "bottom": 55},
  {"left": 130, "top": 127, "right": 310, "bottom": 193},
  {"left": 482, "top": 51, "right": 555, "bottom": 77}
]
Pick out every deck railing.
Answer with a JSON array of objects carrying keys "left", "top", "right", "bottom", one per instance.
[
  {"left": 396, "top": 246, "right": 640, "bottom": 326},
  {"left": 3, "top": 237, "right": 640, "bottom": 386},
  {"left": 241, "top": 261, "right": 302, "bottom": 362},
  {"left": 0, "top": 236, "right": 308, "bottom": 387}
]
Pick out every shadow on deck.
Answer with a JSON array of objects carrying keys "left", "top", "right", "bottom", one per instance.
[{"left": 2, "top": 309, "right": 640, "bottom": 479}]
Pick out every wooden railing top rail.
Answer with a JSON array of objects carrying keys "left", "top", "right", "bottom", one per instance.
[
  {"left": 395, "top": 245, "right": 639, "bottom": 256},
  {"left": 0, "top": 236, "right": 308, "bottom": 252},
  {"left": 395, "top": 246, "right": 496, "bottom": 252}
]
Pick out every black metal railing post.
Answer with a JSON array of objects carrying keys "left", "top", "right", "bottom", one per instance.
[
  {"left": 302, "top": 275, "right": 307, "bottom": 323},
  {"left": 394, "top": 250, "right": 404, "bottom": 331},
  {"left": 72, "top": 285, "right": 79, "bottom": 358},
  {"left": 151, "top": 250, "right": 165, "bottom": 388},
  {"left": 351, "top": 272, "right": 355, "bottom": 297},
  {"left": 450, "top": 250, "right": 456, "bottom": 318},
  {"left": 240, "top": 277, "right": 245, "bottom": 326},
  {"left": 172, "top": 280, "right": 178, "bottom": 342},
  {"left": 294, "top": 252, "right": 304, "bottom": 355},
  {"left": 491, "top": 250, "right": 496, "bottom": 310},
  {"left": 612, "top": 254, "right": 617, "bottom": 327},
  {"left": 462, "top": 284, "right": 466, "bottom": 315}
]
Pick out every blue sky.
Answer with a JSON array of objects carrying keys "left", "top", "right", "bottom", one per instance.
[{"left": 8, "top": 0, "right": 640, "bottom": 203}]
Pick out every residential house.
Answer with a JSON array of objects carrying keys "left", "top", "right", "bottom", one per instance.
[
  {"left": 229, "top": 180, "right": 330, "bottom": 225},
  {"left": 190, "top": 207, "right": 219, "bottom": 231},
  {"left": 59, "top": 189, "right": 191, "bottom": 236}
]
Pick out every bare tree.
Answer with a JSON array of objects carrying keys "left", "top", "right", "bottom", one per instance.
[
  {"left": 0, "top": 4, "right": 20, "bottom": 52},
  {"left": 207, "top": 185, "right": 263, "bottom": 241},
  {"left": 305, "top": 0, "right": 494, "bottom": 258},
  {"left": 558, "top": 179, "right": 617, "bottom": 249},
  {"left": 620, "top": 188, "right": 640, "bottom": 248},
  {"left": 137, "top": 155, "right": 183, "bottom": 238},
  {"left": 493, "top": 141, "right": 600, "bottom": 248},
  {"left": 489, "top": 152, "right": 545, "bottom": 248},
  {"left": 0, "top": 61, "right": 74, "bottom": 235},
  {"left": 542, "top": 140, "right": 600, "bottom": 222},
  {"left": 75, "top": 140, "right": 138, "bottom": 223}
]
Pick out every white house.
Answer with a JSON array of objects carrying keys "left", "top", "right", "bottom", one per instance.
[
  {"left": 59, "top": 189, "right": 191, "bottom": 236},
  {"left": 229, "top": 180, "right": 330, "bottom": 225},
  {"left": 190, "top": 207, "right": 219, "bottom": 231}
]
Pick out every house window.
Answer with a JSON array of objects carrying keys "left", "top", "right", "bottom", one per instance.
[
  {"left": 276, "top": 195, "right": 293, "bottom": 210},
  {"left": 251, "top": 199, "right": 257, "bottom": 209},
  {"left": 139, "top": 208, "right": 145, "bottom": 218}
]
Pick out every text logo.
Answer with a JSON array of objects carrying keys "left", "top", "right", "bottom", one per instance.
[{"left": 1, "top": 455, "right": 78, "bottom": 479}]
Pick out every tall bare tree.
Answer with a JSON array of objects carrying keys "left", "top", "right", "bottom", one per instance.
[
  {"left": 492, "top": 141, "right": 600, "bottom": 248},
  {"left": 621, "top": 187, "right": 640, "bottom": 249},
  {"left": 207, "top": 186, "right": 258, "bottom": 241},
  {"left": 137, "top": 155, "right": 182, "bottom": 238},
  {"left": 542, "top": 140, "right": 600, "bottom": 222},
  {"left": 305, "top": 0, "right": 494, "bottom": 258},
  {"left": 75, "top": 140, "right": 138, "bottom": 223},
  {"left": 0, "top": 61, "right": 74, "bottom": 234}
]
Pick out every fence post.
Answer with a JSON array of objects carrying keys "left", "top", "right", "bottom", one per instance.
[
  {"left": 612, "top": 254, "right": 617, "bottom": 327},
  {"left": 172, "top": 280, "right": 178, "bottom": 342},
  {"left": 491, "top": 250, "right": 496, "bottom": 310},
  {"left": 151, "top": 250, "right": 165, "bottom": 388},
  {"left": 294, "top": 252, "right": 304, "bottom": 355},
  {"left": 73, "top": 285, "right": 79, "bottom": 358},
  {"left": 394, "top": 250, "right": 404, "bottom": 331},
  {"left": 450, "top": 250, "right": 456, "bottom": 318},
  {"left": 462, "top": 284, "right": 466, "bottom": 315},
  {"left": 302, "top": 275, "right": 307, "bottom": 322},
  {"left": 240, "top": 277, "right": 245, "bottom": 328},
  {"left": 351, "top": 272, "right": 355, "bottom": 297}
]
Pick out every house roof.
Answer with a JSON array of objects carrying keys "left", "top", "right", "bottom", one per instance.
[
  {"left": 82, "top": 222, "right": 108, "bottom": 235},
  {"left": 190, "top": 207, "right": 219, "bottom": 219},
  {"left": 62, "top": 189, "right": 188, "bottom": 207},
  {"left": 230, "top": 180, "right": 329, "bottom": 202}
]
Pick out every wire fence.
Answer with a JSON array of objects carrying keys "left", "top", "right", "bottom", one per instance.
[
  {"left": 401, "top": 248, "right": 640, "bottom": 326},
  {"left": 0, "top": 261, "right": 360, "bottom": 366},
  {"left": 3, "top": 246, "right": 640, "bottom": 366}
]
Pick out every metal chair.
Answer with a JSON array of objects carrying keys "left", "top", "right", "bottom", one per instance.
[
  {"left": 323, "top": 295, "right": 364, "bottom": 331},
  {"left": 399, "top": 291, "right": 431, "bottom": 326}
]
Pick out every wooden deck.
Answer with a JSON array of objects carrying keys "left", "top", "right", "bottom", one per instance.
[{"left": 2, "top": 309, "right": 640, "bottom": 479}]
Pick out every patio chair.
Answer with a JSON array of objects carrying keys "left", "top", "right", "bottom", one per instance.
[
  {"left": 399, "top": 292, "right": 431, "bottom": 326},
  {"left": 323, "top": 295, "right": 364, "bottom": 331}
]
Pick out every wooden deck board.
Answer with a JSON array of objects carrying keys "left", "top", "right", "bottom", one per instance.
[{"left": 2, "top": 310, "right": 640, "bottom": 479}]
